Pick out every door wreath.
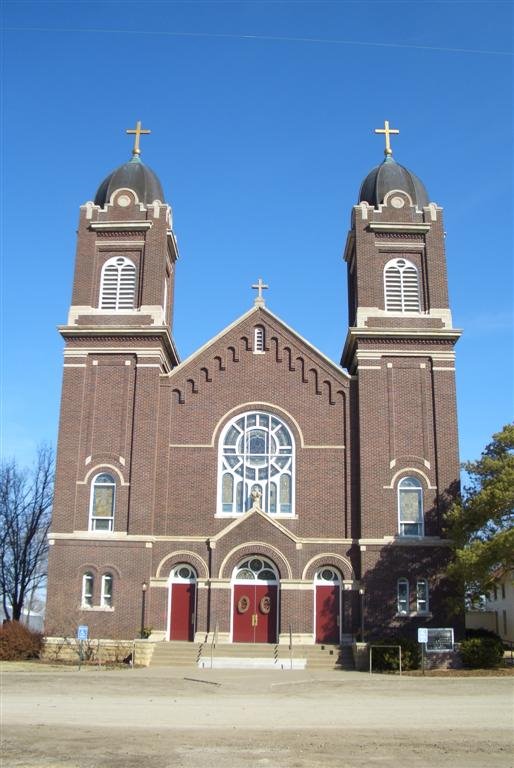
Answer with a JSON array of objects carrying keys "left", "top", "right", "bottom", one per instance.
[
  {"left": 259, "top": 596, "right": 271, "bottom": 614},
  {"left": 237, "top": 595, "right": 250, "bottom": 613}
]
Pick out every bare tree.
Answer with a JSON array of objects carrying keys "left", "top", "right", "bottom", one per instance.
[{"left": 0, "top": 445, "right": 54, "bottom": 621}]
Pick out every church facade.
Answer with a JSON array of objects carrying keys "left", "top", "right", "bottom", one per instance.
[{"left": 46, "top": 125, "right": 463, "bottom": 645}]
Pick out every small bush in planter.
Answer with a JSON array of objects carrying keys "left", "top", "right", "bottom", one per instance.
[
  {"left": 459, "top": 636, "right": 504, "bottom": 668},
  {"left": 0, "top": 621, "right": 43, "bottom": 661}
]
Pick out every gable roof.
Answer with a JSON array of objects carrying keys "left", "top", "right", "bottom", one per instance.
[{"left": 168, "top": 304, "right": 350, "bottom": 384}]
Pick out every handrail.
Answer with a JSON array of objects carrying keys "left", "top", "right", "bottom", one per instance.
[{"left": 210, "top": 621, "right": 218, "bottom": 669}]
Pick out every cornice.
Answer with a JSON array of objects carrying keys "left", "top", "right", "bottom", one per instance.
[
  {"left": 58, "top": 325, "right": 180, "bottom": 367},
  {"left": 89, "top": 221, "right": 153, "bottom": 231}
]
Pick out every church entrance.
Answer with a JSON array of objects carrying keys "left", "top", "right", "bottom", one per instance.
[
  {"left": 168, "top": 565, "right": 197, "bottom": 641},
  {"left": 314, "top": 567, "right": 341, "bottom": 644},
  {"left": 231, "top": 557, "right": 278, "bottom": 643}
]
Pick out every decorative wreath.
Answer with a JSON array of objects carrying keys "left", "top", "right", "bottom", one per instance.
[
  {"left": 237, "top": 595, "right": 250, "bottom": 613},
  {"left": 259, "top": 596, "right": 271, "bottom": 615}
]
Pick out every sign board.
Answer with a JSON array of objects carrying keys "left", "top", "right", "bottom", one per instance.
[
  {"left": 417, "top": 627, "right": 428, "bottom": 644},
  {"left": 77, "top": 625, "right": 89, "bottom": 641},
  {"left": 426, "top": 627, "right": 454, "bottom": 653}
]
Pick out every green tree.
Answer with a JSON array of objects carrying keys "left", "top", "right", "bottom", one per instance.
[{"left": 446, "top": 424, "right": 514, "bottom": 604}]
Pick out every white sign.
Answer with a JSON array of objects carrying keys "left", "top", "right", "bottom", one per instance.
[
  {"left": 77, "top": 625, "right": 89, "bottom": 641},
  {"left": 426, "top": 628, "right": 454, "bottom": 653},
  {"left": 417, "top": 627, "right": 428, "bottom": 643}
]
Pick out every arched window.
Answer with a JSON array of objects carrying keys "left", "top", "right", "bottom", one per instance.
[
  {"left": 218, "top": 411, "right": 294, "bottom": 515},
  {"left": 384, "top": 258, "right": 420, "bottom": 312},
  {"left": 89, "top": 473, "right": 116, "bottom": 531},
  {"left": 99, "top": 256, "right": 137, "bottom": 310},
  {"left": 233, "top": 557, "right": 278, "bottom": 582},
  {"left": 397, "top": 578, "right": 409, "bottom": 615},
  {"left": 101, "top": 573, "right": 113, "bottom": 607},
  {"left": 254, "top": 326, "right": 265, "bottom": 353},
  {"left": 398, "top": 476, "right": 424, "bottom": 536},
  {"left": 416, "top": 579, "right": 429, "bottom": 613},
  {"left": 82, "top": 572, "right": 94, "bottom": 607}
]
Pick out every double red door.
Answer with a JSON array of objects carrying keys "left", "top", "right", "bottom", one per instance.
[
  {"left": 315, "top": 584, "right": 340, "bottom": 643},
  {"left": 169, "top": 582, "right": 196, "bottom": 641},
  {"left": 233, "top": 584, "right": 278, "bottom": 643}
]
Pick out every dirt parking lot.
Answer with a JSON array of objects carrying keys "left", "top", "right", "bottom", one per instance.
[{"left": 2, "top": 664, "right": 513, "bottom": 768}]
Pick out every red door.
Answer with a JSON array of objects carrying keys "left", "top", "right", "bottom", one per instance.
[
  {"left": 169, "top": 582, "right": 196, "bottom": 641},
  {"left": 315, "top": 584, "right": 340, "bottom": 643},
  {"left": 233, "top": 584, "right": 278, "bottom": 643}
]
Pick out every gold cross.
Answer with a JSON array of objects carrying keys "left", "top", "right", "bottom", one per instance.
[
  {"left": 126, "top": 120, "right": 151, "bottom": 156},
  {"left": 251, "top": 277, "right": 269, "bottom": 306},
  {"left": 374, "top": 120, "right": 399, "bottom": 156}
]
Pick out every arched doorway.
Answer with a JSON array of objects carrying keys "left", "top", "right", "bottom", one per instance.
[
  {"left": 314, "top": 567, "right": 341, "bottom": 644},
  {"left": 231, "top": 557, "right": 278, "bottom": 643},
  {"left": 168, "top": 564, "right": 197, "bottom": 641}
]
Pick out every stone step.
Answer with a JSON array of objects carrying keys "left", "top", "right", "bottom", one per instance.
[{"left": 149, "top": 641, "right": 354, "bottom": 670}]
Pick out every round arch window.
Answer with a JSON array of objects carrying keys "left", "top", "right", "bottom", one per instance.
[
  {"left": 171, "top": 564, "right": 197, "bottom": 581},
  {"left": 233, "top": 557, "right": 278, "bottom": 582},
  {"left": 219, "top": 411, "right": 294, "bottom": 515}
]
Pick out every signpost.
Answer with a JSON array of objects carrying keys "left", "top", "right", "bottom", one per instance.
[
  {"left": 417, "top": 628, "right": 428, "bottom": 674},
  {"left": 77, "top": 625, "right": 89, "bottom": 670}
]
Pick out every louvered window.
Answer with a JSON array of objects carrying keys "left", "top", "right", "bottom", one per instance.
[
  {"left": 100, "top": 257, "right": 137, "bottom": 310},
  {"left": 384, "top": 258, "right": 420, "bottom": 312}
]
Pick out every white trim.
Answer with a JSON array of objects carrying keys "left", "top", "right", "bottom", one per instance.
[
  {"left": 384, "top": 467, "right": 435, "bottom": 489},
  {"left": 78, "top": 464, "right": 127, "bottom": 486},
  {"left": 100, "top": 573, "right": 113, "bottom": 608},
  {"left": 368, "top": 223, "right": 431, "bottom": 232},
  {"left": 89, "top": 221, "right": 153, "bottom": 231},
  {"left": 397, "top": 476, "right": 424, "bottom": 538},
  {"left": 156, "top": 551, "right": 209, "bottom": 580},
  {"left": 302, "top": 553, "right": 355, "bottom": 581}
]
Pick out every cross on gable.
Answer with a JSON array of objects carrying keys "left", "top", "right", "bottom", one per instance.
[{"left": 251, "top": 278, "right": 269, "bottom": 307}]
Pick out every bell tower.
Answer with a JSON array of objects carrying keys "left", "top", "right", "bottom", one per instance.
[
  {"left": 342, "top": 121, "right": 461, "bottom": 550},
  {"left": 51, "top": 123, "right": 179, "bottom": 543}
]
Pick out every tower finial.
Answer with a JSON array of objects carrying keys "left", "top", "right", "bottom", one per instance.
[
  {"left": 374, "top": 120, "right": 399, "bottom": 157},
  {"left": 251, "top": 277, "right": 269, "bottom": 307},
  {"left": 126, "top": 120, "right": 151, "bottom": 157}
]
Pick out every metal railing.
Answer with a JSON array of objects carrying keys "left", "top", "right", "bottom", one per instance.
[{"left": 210, "top": 621, "right": 218, "bottom": 669}]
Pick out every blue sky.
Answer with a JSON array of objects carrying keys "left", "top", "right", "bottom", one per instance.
[{"left": 1, "top": 0, "right": 512, "bottom": 470}]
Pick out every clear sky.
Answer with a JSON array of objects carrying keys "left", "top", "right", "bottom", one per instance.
[{"left": 1, "top": 0, "right": 513, "bottom": 470}]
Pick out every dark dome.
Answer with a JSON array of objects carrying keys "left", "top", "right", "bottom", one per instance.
[
  {"left": 359, "top": 156, "right": 429, "bottom": 208},
  {"left": 94, "top": 156, "right": 164, "bottom": 206}
]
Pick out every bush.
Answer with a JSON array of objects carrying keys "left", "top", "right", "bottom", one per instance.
[
  {"left": 465, "top": 627, "right": 502, "bottom": 642},
  {"left": 459, "top": 637, "right": 504, "bottom": 668},
  {"left": 0, "top": 621, "right": 43, "bottom": 661},
  {"left": 370, "top": 636, "right": 420, "bottom": 671}
]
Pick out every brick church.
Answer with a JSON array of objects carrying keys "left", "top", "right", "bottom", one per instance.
[{"left": 46, "top": 122, "right": 462, "bottom": 646}]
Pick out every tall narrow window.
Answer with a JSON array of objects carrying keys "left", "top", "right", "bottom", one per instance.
[
  {"left": 397, "top": 578, "right": 409, "bottom": 615},
  {"left": 416, "top": 579, "right": 429, "bottom": 613},
  {"left": 384, "top": 258, "right": 420, "bottom": 312},
  {"left": 100, "top": 256, "right": 137, "bottom": 310},
  {"left": 82, "top": 572, "right": 94, "bottom": 607},
  {"left": 90, "top": 473, "right": 116, "bottom": 531},
  {"left": 218, "top": 411, "right": 294, "bottom": 515},
  {"left": 398, "top": 476, "right": 424, "bottom": 536},
  {"left": 254, "top": 326, "right": 265, "bottom": 353},
  {"left": 101, "top": 573, "right": 113, "bottom": 608}
]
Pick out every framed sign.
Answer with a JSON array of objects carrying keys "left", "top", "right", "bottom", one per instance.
[
  {"left": 426, "top": 627, "right": 454, "bottom": 653},
  {"left": 77, "top": 625, "right": 89, "bottom": 641},
  {"left": 417, "top": 627, "right": 428, "bottom": 644}
]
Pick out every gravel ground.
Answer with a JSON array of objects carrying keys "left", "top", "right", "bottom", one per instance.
[{"left": 2, "top": 664, "right": 513, "bottom": 768}]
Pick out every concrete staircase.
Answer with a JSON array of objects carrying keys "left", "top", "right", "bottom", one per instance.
[
  {"left": 150, "top": 640, "right": 204, "bottom": 667},
  {"left": 149, "top": 641, "right": 354, "bottom": 670}
]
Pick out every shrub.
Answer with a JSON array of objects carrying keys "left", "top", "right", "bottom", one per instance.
[
  {"left": 0, "top": 621, "right": 43, "bottom": 661},
  {"left": 465, "top": 627, "right": 502, "bottom": 642},
  {"left": 459, "top": 637, "right": 504, "bottom": 668},
  {"left": 370, "top": 636, "right": 420, "bottom": 671}
]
